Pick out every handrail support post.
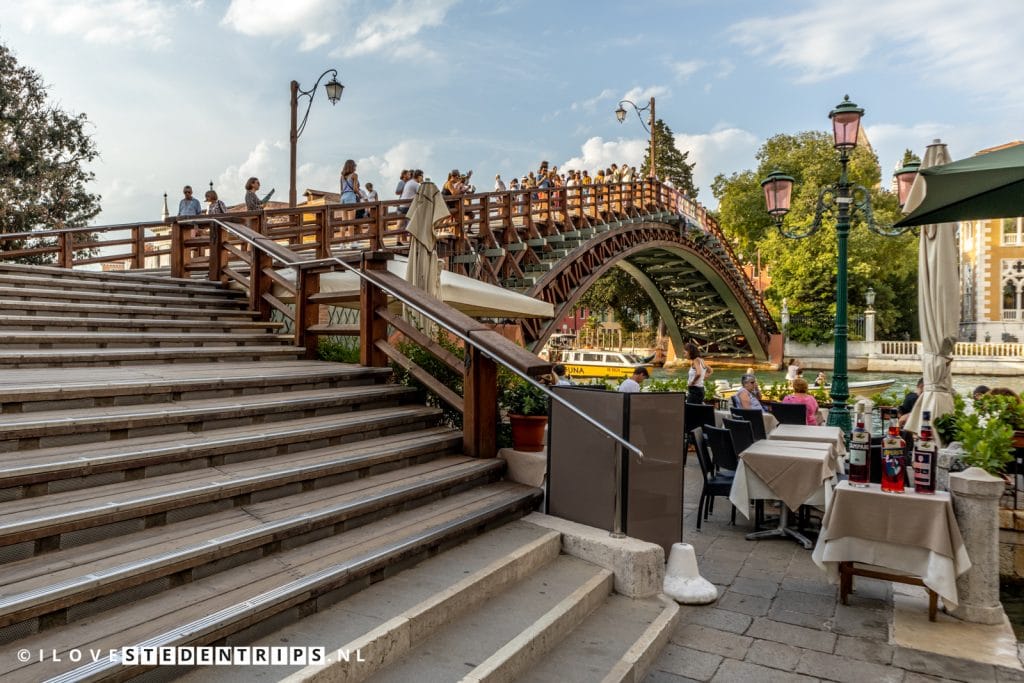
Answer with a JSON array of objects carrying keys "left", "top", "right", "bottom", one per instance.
[{"left": 463, "top": 344, "right": 498, "bottom": 458}]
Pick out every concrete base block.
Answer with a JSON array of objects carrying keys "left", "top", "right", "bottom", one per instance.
[
  {"left": 523, "top": 512, "right": 665, "bottom": 598},
  {"left": 663, "top": 542, "right": 717, "bottom": 605},
  {"left": 497, "top": 447, "right": 546, "bottom": 488},
  {"left": 950, "top": 467, "right": 1006, "bottom": 625}
]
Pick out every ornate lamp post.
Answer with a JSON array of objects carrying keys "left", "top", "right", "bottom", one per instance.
[
  {"left": 614, "top": 96, "right": 656, "bottom": 179},
  {"left": 289, "top": 69, "right": 344, "bottom": 208},
  {"left": 760, "top": 96, "right": 919, "bottom": 434}
]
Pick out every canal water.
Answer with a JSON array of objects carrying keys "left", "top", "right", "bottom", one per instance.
[{"left": 651, "top": 366, "right": 1024, "bottom": 398}]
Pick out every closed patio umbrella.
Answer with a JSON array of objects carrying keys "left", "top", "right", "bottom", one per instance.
[
  {"left": 403, "top": 180, "right": 451, "bottom": 331},
  {"left": 903, "top": 141, "right": 959, "bottom": 438}
]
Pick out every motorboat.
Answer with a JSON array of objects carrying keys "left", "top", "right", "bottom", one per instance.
[
  {"left": 716, "top": 378, "right": 896, "bottom": 399},
  {"left": 559, "top": 349, "right": 654, "bottom": 380}
]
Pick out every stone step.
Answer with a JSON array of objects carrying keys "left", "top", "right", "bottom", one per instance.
[
  {"left": 0, "top": 285, "right": 247, "bottom": 309},
  {"left": 0, "top": 384, "right": 421, "bottom": 454},
  {"left": 518, "top": 593, "right": 679, "bottom": 682},
  {"left": 0, "top": 360, "right": 389, "bottom": 413},
  {"left": 0, "top": 331, "right": 293, "bottom": 349},
  {"left": 0, "top": 271, "right": 246, "bottom": 299},
  {"left": 0, "top": 483, "right": 541, "bottom": 682},
  {"left": 0, "top": 454, "right": 493, "bottom": 641},
  {"left": 0, "top": 298, "right": 262, "bottom": 320},
  {"left": 0, "top": 410, "right": 450, "bottom": 552},
  {"left": 0, "top": 345, "right": 304, "bottom": 368},
  {"left": 0, "top": 405, "right": 444, "bottom": 499},
  {"left": 367, "top": 555, "right": 612, "bottom": 682},
  {"left": 175, "top": 519, "right": 562, "bottom": 683},
  {"left": 0, "top": 314, "right": 283, "bottom": 333},
  {"left": 0, "top": 262, "right": 228, "bottom": 291}
]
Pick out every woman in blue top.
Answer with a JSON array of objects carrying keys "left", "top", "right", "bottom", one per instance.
[
  {"left": 733, "top": 373, "right": 767, "bottom": 412},
  {"left": 339, "top": 159, "right": 361, "bottom": 230}
]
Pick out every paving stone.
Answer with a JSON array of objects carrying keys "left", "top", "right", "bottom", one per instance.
[
  {"left": 717, "top": 590, "right": 772, "bottom": 617},
  {"left": 672, "top": 623, "right": 752, "bottom": 659},
  {"left": 745, "top": 638, "right": 803, "bottom": 671},
  {"left": 730, "top": 575, "right": 780, "bottom": 599},
  {"left": 747, "top": 617, "right": 837, "bottom": 653},
  {"left": 679, "top": 606, "right": 752, "bottom": 635},
  {"left": 650, "top": 643, "right": 723, "bottom": 682},
  {"left": 711, "top": 658, "right": 819, "bottom": 683},
  {"left": 997, "top": 666, "right": 1024, "bottom": 682},
  {"left": 845, "top": 576, "right": 892, "bottom": 605},
  {"left": 781, "top": 576, "right": 837, "bottom": 597},
  {"left": 796, "top": 649, "right": 904, "bottom": 683},
  {"left": 644, "top": 670, "right": 701, "bottom": 683},
  {"left": 748, "top": 542, "right": 798, "bottom": 561},
  {"left": 830, "top": 604, "right": 891, "bottom": 639},
  {"left": 834, "top": 634, "right": 895, "bottom": 665},
  {"left": 773, "top": 588, "right": 836, "bottom": 617},
  {"left": 766, "top": 603, "right": 832, "bottom": 630},
  {"left": 699, "top": 565, "right": 739, "bottom": 585},
  {"left": 738, "top": 565, "right": 787, "bottom": 583},
  {"left": 702, "top": 548, "right": 752, "bottom": 566},
  {"left": 742, "top": 555, "right": 792, "bottom": 575},
  {"left": 892, "top": 648, "right": 997, "bottom": 682},
  {"left": 901, "top": 673, "right": 950, "bottom": 683}
]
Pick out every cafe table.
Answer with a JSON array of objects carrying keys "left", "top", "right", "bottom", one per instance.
[
  {"left": 812, "top": 481, "right": 971, "bottom": 619},
  {"left": 768, "top": 424, "right": 848, "bottom": 472},
  {"left": 714, "top": 409, "right": 779, "bottom": 435},
  {"left": 729, "top": 439, "right": 838, "bottom": 549}
]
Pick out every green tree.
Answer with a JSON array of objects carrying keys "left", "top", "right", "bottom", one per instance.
[
  {"left": 0, "top": 41, "right": 100, "bottom": 255},
  {"left": 712, "top": 131, "right": 919, "bottom": 343},
  {"left": 641, "top": 119, "right": 697, "bottom": 198},
  {"left": 576, "top": 268, "right": 656, "bottom": 334}
]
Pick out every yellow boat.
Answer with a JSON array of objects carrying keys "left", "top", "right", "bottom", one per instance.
[{"left": 560, "top": 349, "right": 654, "bottom": 380}]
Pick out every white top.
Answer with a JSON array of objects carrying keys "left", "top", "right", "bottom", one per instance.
[
  {"left": 618, "top": 378, "right": 641, "bottom": 393},
  {"left": 785, "top": 363, "right": 800, "bottom": 381},
  {"left": 687, "top": 358, "right": 708, "bottom": 388},
  {"left": 400, "top": 179, "right": 420, "bottom": 201}
]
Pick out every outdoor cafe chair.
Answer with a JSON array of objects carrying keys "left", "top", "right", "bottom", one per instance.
[
  {"left": 769, "top": 401, "right": 809, "bottom": 426},
  {"left": 691, "top": 427, "right": 736, "bottom": 531},
  {"left": 703, "top": 424, "right": 740, "bottom": 473},
  {"left": 722, "top": 416, "right": 756, "bottom": 455},
  {"left": 729, "top": 407, "right": 768, "bottom": 441},
  {"left": 683, "top": 402, "right": 716, "bottom": 466}
]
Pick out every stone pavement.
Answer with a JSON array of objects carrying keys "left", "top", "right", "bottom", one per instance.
[{"left": 644, "top": 458, "right": 1024, "bottom": 683}]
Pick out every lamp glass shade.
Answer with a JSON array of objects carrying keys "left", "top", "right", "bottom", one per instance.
[
  {"left": 829, "top": 96, "right": 864, "bottom": 150},
  {"left": 325, "top": 77, "right": 344, "bottom": 104},
  {"left": 615, "top": 105, "right": 627, "bottom": 123},
  {"left": 894, "top": 161, "right": 920, "bottom": 206},
  {"left": 866, "top": 287, "right": 876, "bottom": 306},
  {"left": 760, "top": 171, "right": 794, "bottom": 218}
]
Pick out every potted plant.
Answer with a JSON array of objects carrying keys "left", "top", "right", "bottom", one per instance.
[
  {"left": 502, "top": 378, "right": 549, "bottom": 452},
  {"left": 956, "top": 410, "right": 1015, "bottom": 476}
]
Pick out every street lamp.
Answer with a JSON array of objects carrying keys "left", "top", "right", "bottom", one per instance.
[
  {"left": 759, "top": 96, "right": 917, "bottom": 435},
  {"left": 614, "top": 96, "right": 656, "bottom": 179},
  {"left": 289, "top": 69, "right": 344, "bottom": 208}
]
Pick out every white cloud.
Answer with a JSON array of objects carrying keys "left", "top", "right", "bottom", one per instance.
[
  {"left": 674, "top": 127, "right": 760, "bottom": 201},
  {"left": 729, "top": 0, "right": 1024, "bottom": 103},
  {"left": 355, "top": 140, "right": 435, "bottom": 187},
  {"left": 14, "top": 0, "right": 173, "bottom": 49},
  {"left": 346, "top": 0, "right": 458, "bottom": 58},
  {"left": 621, "top": 85, "right": 668, "bottom": 105},
  {"left": 571, "top": 88, "right": 616, "bottom": 112},
  {"left": 217, "top": 141, "right": 276, "bottom": 199},
  {"left": 221, "top": 0, "right": 341, "bottom": 50},
  {"left": 560, "top": 137, "right": 649, "bottom": 175},
  {"left": 671, "top": 60, "right": 704, "bottom": 80}
]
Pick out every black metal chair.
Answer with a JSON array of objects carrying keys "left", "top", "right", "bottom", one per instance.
[
  {"left": 730, "top": 407, "right": 768, "bottom": 441},
  {"left": 683, "top": 402, "right": 716, "bottom": 466},
  {"left": 770, "top": 400, "right": 810, "bottom": 426},
  {"left": 703, "top": 424, "right": 739, "bottom": 472},
  {"left": 691, "top": 427, "right": 736, "bottom": 530},
  {"left": 722, "top": 416, "right": 756, "bottom": 455}
]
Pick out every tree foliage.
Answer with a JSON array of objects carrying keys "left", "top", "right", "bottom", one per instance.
[
  {"left": 0, "top": 41, "right": 100, "bottom": 250},
  {"left": 711, "top": 131, "right": 919, "bottom": 343},
  {"left": 641, "top": 119, "right": 697, "bottom": 198},
  {"left": 576, "top": 268, "right": 655, "bottom": 334}
]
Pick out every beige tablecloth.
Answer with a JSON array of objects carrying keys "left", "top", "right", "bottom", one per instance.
[
  {"left": 769, "top": 424, "right": 847, "bottom": 457},
  {"left": 729, "top": 440, "right": 837, "bottom": 514},
  {"left": 812, "top": 481, "right": 971, "bottom": 607},
  {"left": 715, "top": 410, "right": 779, "bottom": 435}
]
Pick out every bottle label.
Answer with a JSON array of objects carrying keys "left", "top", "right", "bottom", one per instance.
[
  {"left": 849, "top": 441, "right": 868, "bottom": 467},
  {"left": 913, "top": 455, "right": 932, "bottom": 487}
]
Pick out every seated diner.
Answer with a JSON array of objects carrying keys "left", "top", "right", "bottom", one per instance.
[
  {"left": 731, "top": 373, "right": 767, "bottom": 412},
  {"left": 781, "top": 377, "right": 821, "bottom": 425}
]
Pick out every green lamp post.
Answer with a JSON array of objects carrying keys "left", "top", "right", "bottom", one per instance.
[{"left": 760, "top": 96, "right": 920, "bottom": 435}]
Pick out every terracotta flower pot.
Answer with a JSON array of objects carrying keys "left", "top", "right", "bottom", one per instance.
[{"left": 509, "top": 414, "right": 547, "bottom": 452}]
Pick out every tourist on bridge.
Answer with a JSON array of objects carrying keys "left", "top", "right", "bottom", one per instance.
[
  {"left": 684, "top": 342, "right": 712, "bottom": 404},
  {"left": 782, "top": 378, "right": 821, "bottom": 425},
  {"left": 494, "top": 174, "right": 506, "bottom": 192},
  {"left": 395, "top": 170, "right": 409, "bottom": 198},
  {"left": 244, "top": 177, "right": 263, "bottom": 212},
  {"left": 732, "top": 374, "right": 767, "bottom": 412},
  {"left": 204, "top": 190, "right": 226, "bottom": 215},
  {"left": 177, "top": 186, "right": 201, "bottom": 216},
  {"left": 362, "top": 182, "right": 378, "bottom": 202},
  {"left": 618, "top": 367, "right": 649, "bottom": 393}
]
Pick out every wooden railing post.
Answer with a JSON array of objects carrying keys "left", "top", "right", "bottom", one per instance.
[
  {"left": 170, "top": 222, "right": 184, "bottom": 278},
  {"left": 58, "top": 232, "right": 73, "bottom": 268},
  {"left": 360, "top": 253, "right": 390, "bottom": 367},
  {"left": 250, "top": 250, "right": 272, "bottom": 320},
  {"left": 463, "top": 344, "right": 497, "bottom": 459},
  {"left": 208, "top": 224, "right": 223, "bottom": 283},
  {"left": 316, "top": 207, "right": 330, "bottom": 259},
  {"left": 132, "top": 226, "right": 146, "bottom": 269},
  {"left": 295, "top": 267, "right": 321, "bottom": 359}
]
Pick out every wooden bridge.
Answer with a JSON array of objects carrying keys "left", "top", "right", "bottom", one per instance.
[{"left": 0, "top": 179, "right": 780, "bottom": 361}]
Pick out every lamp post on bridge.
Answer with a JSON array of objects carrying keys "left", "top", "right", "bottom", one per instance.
[
  {"left": 614, "top": 96, "right": 656, "bottom": 179},
  {"left": 759, "top": 95, "right": 919, "bottom": 435},
  {"left": 289, "top": 69, "right": 344, "bottom": 208}
]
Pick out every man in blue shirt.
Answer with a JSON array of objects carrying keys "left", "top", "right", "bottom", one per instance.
[{"left": 178, "top": 186, "right": 202, "bottom": 216}]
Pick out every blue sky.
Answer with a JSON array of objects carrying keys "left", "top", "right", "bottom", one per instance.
[{"left": 3, "top": 0, "right": 1023, "bottom": 225}]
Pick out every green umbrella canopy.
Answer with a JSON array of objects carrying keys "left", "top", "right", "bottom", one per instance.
[{"left": 895, "top": 142, "right": 1024, "bottom": 227}]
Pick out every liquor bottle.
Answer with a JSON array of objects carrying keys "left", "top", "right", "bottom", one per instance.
[
  {"left": 913, "top": 410, "right": 937, "bottom": 494},
  {"left": 881, "top": 418, "right": 906, "bottom": 493},
  {"left": 848, "top": 409, "right": 871, "bottom": 486}
]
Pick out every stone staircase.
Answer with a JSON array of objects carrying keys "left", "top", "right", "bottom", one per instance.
[{"left": 0, "top": 263, "right": 676, "bottom": 682}]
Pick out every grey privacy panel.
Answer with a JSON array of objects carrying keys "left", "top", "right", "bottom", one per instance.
[{"left": 624, "top": 392, "right": 684, "bottom": 553}]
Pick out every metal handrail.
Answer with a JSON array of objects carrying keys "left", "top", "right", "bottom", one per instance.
[{"left": 181, "top": 217, "right": 645, "bottom": 464}]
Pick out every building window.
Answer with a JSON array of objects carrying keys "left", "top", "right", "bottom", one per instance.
[
  {"left": 1003, "top": 217, "right": 1022, "bottom": 246},
  {"left": 1002, "top": 259, "right": 1024, "bottom": 320}
]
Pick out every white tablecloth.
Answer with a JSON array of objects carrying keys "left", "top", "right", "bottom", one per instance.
[
  {"left": 715, "top": 409, "right": 779, "bottom": 434},
  {"left": 729, "top": 461, "right": 833, "bottom": 520}
]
